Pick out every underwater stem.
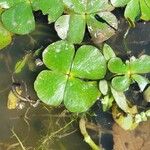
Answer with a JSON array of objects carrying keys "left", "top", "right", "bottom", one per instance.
[{"left": 79, "top": 117, "right": 102, "bottom": 150}]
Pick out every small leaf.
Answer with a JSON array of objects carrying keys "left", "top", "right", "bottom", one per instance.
[
  {"left": 0, "top": 22, "right": 12, "bottom": 50},
  {"left": 43, "top": 40, "right": 75, "bottom": 74},
  {"left": 55, "top": 14, "right": 86, "bottom": 44},
  {"left": 64, "top": 78, "right": 100, "bottom": 112},
  {"left": 103, "top": 43, "right": 116, "bottom": 60},
  {"left": 110, "top": 0, "right": 130, "bottom": 7},
  {"left": 2, "top": 2, "right": 35, "bottom": 34},
  {"left": 99, "top": 80, "right": 108, "bottom": 95},
  {"left": 111, "top": 75, "right": 130, "bottom": 91},
  {"left": 130, "top": 55, "right": 150, "bottom": 74},
  {"left": 31, "top": 0, "right": 64, "bottom": 23},
  {"left": 124, "top": 0, "right": 140, "bottom": 27},
  {"left": 140, "top": 0, "right": 150, "bottom": 21},
  {"left": 34, "top": 70, "right": 67, "bottom": 106},
  {"left": 108, "top": 57, "right": 128, "bottom": 74},
  {"left": 132, "top": 74, "right": 149, "bottom": 91},
  {"left": 71, "top": 45, "right": 106, "bottom": 79},
  {"left": 111, "top": 87, "right": 137, "bottom": 114}
]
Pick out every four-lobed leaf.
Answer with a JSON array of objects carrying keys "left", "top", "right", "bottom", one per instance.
[
  {"left": 55, "top": 0, "right": 118, "bottom": 44},
  {"left": 108, "top": 55, "right": 150, "bottom": 91},
  {"left": 34, "top": 40, "right": 106, "bottom": 112}
]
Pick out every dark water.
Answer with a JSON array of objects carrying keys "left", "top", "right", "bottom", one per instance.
[{"left": 0, "top": 12, "right": 150, "bottom": 150}]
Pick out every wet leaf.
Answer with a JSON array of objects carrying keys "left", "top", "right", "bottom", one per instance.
[
  {"left": 31, "top": 0, "right": 64, "bottom": 23},
  {"left": 124, "top": 0, "right": 140, "bottom": 27},
  {"left": 55, "top": 14, "right": 86, "bottom": 44},
  {"left": 130, "top": 55, "right": 150, "bottom": 74},
  {"left": 43, "top": 40, "right": 75, "bottom": 74},
  {"left": 2, "top": 2, "right": 35, "bottom": 34},
  {"left": 108, "top": 57, "right": 128, "bottom": 74},
  {"left": 34, "top": 70, "right": 67, "bottom": 106},
  {"left": 0, "top": 22, "right": 12, "bottom": 50},
  {"left": 64, "top": 78, "right": 100, "bottom": 112},
  {"left": 99, "top": 80, "right": 108, "bottom": 95},
  {"left": 111, "top": 75, "right": 130, "bottom": 91},
  {"left": 110, "top": 0, "right": 130, "bottom": 7},
  {"left": 140, "top": 0, "right": 150, "bottom": 21},
  {"left": 103, "top": 43, "right": 116, "bottom": 60},
  {"left": 71, "top": 45, "right": 106, "bottom": 79},
  {"left": 111, "top": 87, "right": 137, "bottom": 114},
  {"left": 132, "top": 74, "right": 149, "bottom": 91},
  {"left": 87, "top": 13, "right": 117, "bottom": 43},
  {"left": 7, "top": 86, "right": 22, "bottom": 109}
]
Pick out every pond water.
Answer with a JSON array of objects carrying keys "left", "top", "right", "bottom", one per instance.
[{"left": 0, "top": 12, "right": 150, "bottom": 150}]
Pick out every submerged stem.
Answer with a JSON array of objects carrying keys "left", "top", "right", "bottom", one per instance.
[{"left": 79, "top": 117, "right": 102, "bottom": 150}]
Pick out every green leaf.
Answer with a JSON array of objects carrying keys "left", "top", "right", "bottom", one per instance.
[
  {"left": 0, "top": 0, "right": 26, "bottom": 8},
  {"left": 87, "top": 13, "right": 117, "bottom": 43},
  {"left": 103, "top": 43, "right": 116, "bottom": 60},
  {"left": 64, "top": 78, "right": 100, "bottom": 112},
  {"left": 71, "top": 45, "right": 106, "bottom": 79},
  {"left": 99, "top": 80, "right": 108, "bottom": 95},
  {"left": 34, "top": 70, "right": 67, "bottom": 106},
  {"left": 130, "top": 55, "right": 150, "bottom": 74},
  {"left": 2, "top": 2, "right": 35, "bottom": 34},
  {"left": 43, "top": 40, "right": 75, "bottom": 74},
  {"left": 31, "top": 0, "right": 64, "bottom": 23},
  {"left": 63, "top": 0, "right": 86, "bottom": 14},
  {"left": 55, "top": 14, "right": 86, "bottom": 44},
  {"left": 110, "top": 0, "right": 130, "bottom": 7},
  {"left": 86, "top": 0, "right": 114, "bottom": 14},
  {"left": 132, "top": 74, "right": 149, "bottom": 91},
  {"left": 108, "top": 57, "right": 128, "bottom": 74},
  {"left": 140, "top": 0, "right": 150, "bottom": 21},
  {"left": 111, "top": 75, "right": 130, "bottom": 91},
  {"left": 124, "top": 0, "right": 140, "bottom": 27},
  {"left": 0, "top": 22, "right": 12, "bottom": 50}
]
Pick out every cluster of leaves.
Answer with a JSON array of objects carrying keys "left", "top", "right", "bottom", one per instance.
[
  {"left": 111, "top": 0, "right": 150, "bottom": 27},
  {"left": 0, "top": 0, "right": 118, "bottom": 49}
]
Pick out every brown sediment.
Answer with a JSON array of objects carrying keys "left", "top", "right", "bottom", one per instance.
[{"left": 113, "top": 121, "right": 150, "bottom": 150}]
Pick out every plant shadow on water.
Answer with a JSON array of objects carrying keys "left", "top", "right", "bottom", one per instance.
[{"left": 0, "top": 11, "right": 150, "bottom": 150}]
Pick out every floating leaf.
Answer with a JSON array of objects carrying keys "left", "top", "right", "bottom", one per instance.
[
  {"left": 103, "top": 44, "right": 116, "bottom": 60},
  {"left": 34, "top": 41, "right": 104, "bottom": 112},
  {"left": 108, "top": 57, "right": 128, "bottom": 74},
  {"left": 0, "top": 22, "right": 12, "bottom": 50},
  {"left": 71, "top": 45, "right": 106, "bottom": 79},
  {"left": 140, "top": 0, "right": 150, "bottom": 21},
  {"left": 110, "top": 0, "right": 130, "bottom": 7},
  {"left": 124, "top": 0, "right": 140, "bottom": 27},
  {"left": 111, "top": 75, "right": 130, "bottom": 91},
  {"left": 64, "top": 78, "right": 100, "bottom": 112},
  {"left": 31, "top": 0, "right": 64, "bottom": 23},
  {"left": 132, "top": 74, "right": 149, "bottom": 91},
  {"left": 34, "top": 70, "right": 67, "bottom": 106},
  {"left": 130, "top": 55, "right": 150, "bottom": 74},
  {"left": 43, "top": 40, "right": 75, "bottom": 74},
  {"left": 2, "top": 2, "right": 35, "bottom": 34}
]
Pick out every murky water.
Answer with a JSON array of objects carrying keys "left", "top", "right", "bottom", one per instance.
[{"left": 0, "top": 12, "right": 150, "bottom": 150}]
